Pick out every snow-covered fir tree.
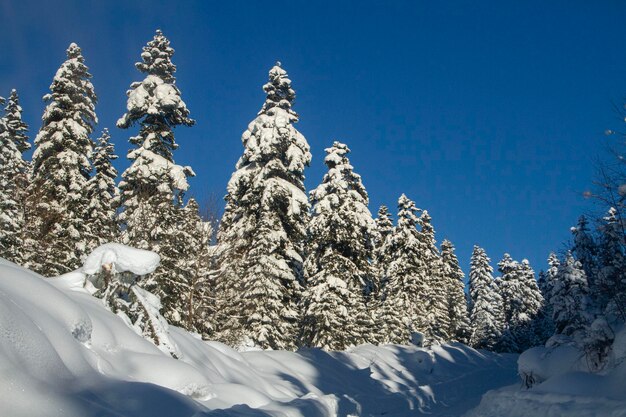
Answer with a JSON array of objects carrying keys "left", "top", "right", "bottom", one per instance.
[
  {"left": 418, "top": 210, "right": 450, "bottom": 344},
  {"left": 375, "top": 206, "right": 394, "bottom": 252},
  {"left": 596, "top": 207, "right": 626, "bottom": 322},
  {"left": 440, "top": 239, "right": 471, "bottom": 343},
  {"left": 301, "top": 141, "right": 377, "bottom": 350},
  {"left": 497, "top": 254, "right": 543, "bottom": 351},
  {"left": 551, "top": 253, "right": 591, "bottom": 340},
  {"left": 85, "top": 129, "right": 119, "bottom": 251},
  {"left": 373, "top": 205, "right": 394, "bottom": 277},
  {"left": 215, "top": 62, "right": 311, "bottom": 350},
  {"left": 535, "top": 252, "right": 560, "bottom": 343},
  {"left": 379, "top": 194, "right": 428, "bottom": 344},
  {"left": 468, "top": 245, "right": 504, "bottom": 349},
  {"left": 4, "top": 90, "right": 30, "bottom": 154},
  {"left": 571, "top": 215, "right": 597, "bottom": 285},
  {"left": 544, "top": 252, "right": 561, "bottom": 301},
  {"left": 117, "top": 29, "right": 195, "bottom": 249},
  {"left": 371, "top": 205, "right": 394, "bottom": 341},
  {"left": 497, "top": 253, "right": 520, "bottom": 324},
  {"left": 116, "top": 29, "right": 195, "bottom": 319},
  {"left": 184, "top": 199, "right": 215, "bottom": 338},
  {"left": 25, "top": 43, "right": 97, "bottom": 275},
  {"left": 159, "top": 198, "right": 214, "bottom": 336},
  {"left": 515, "top": 259, "right": 545, "bottom": 349},
  {"left": 0, "top": 90, "right": 30, "bottom": 264},
  {"left": 369, "top": 205, "right": 393, "bottom": 300}
]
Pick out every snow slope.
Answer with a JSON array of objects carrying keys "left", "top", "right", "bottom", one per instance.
[
  {"left": 0, "top": 258, "right": 519, "bottom": 416},
  {"left": 468, "top": 334, "right": 626, "bottom": 417}
]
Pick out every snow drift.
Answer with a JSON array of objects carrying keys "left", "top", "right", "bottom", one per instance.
[
  {"left": 468, "top": 327, "right": 626, "bottom": 417},
  {"left": 0, "top": 256, "right": 520, "bottom": 416}
]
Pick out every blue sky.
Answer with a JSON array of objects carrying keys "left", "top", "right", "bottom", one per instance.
[{"left": 1, "top": 0, "right": 625, "bottom": 274}]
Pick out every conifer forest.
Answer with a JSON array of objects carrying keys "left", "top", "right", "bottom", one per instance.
[{"left": 2, "top": 3, "right": 626, "bottom": 416}]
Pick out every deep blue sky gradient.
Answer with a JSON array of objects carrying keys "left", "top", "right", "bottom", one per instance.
[{"left": 2, "top": 0, "right": 626, "bottom": 275}]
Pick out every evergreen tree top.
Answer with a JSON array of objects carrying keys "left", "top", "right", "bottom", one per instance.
[
  {"left": 470, "top": 246, "right": 494, "bottom": 278},
  {"left": 441, "top": 239, "right": 456, "bottom": 254},
  {"left": 185, "top": 197, "right": 200, "bottom": 212},
  {"left": 376, "top": 205, "right": 394, "bottom": 234},
  {"left": 3, "top": 89, "right": 29, "bottom": 153},
  {"left": 318, "top": 141, "right": 369, "bottom": 203},
  {"left": 519, "top": 259, "right": 536, "bottom": 279},
  {"left": 324, "top": 141, "right": 350, "bottom": 168},
  {"left": 498, "top": 253, "right": 517, "bottom": 277},
  {"left": 310, "top": 141, "right": 371, "bottom": 222},
  {"left": 42, "top": 42, "right": 97, "bottom": 130},
  {"left": 259, "top": 61, "right": 298, "bottom": 121},
  {"left": 93, "top": 128, "right": 118, "bottom": 173},
  {"left": 548, "top": 252, "right": 560, "bottom": 267},
  {"left": 397, "top": 194, "right": 420, "bottom": 229},
  {"left": 136, "top": 29, "right": 177, "bottom": 83},
  {"left": 67, "top": 43, "right": 83, "bottom": 60},
  {"left": 419, "top": 210, "right": 435, "bottom": 240},
  {"left": 442, "top": 239, "right": 464, "bottom": 276}
]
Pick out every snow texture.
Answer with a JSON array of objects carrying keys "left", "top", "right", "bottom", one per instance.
[
  {"left": 0, "top": 258, "right": 521, "bottom": 417},
  {"left": 470, "top": 325, "right": 626, "bottom": 417}
]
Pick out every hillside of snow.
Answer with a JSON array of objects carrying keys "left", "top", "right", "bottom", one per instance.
[{"left": 0, "top": 257, "right": 521, "bottom": 417}]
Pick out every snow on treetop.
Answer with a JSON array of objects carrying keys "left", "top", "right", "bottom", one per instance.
[
  {"left": 136, "top": 29, "right": 176, "bottom": 82},
  {"left": 83, "top": 243, "right": 160, "bottom": 276},
  {"left": 260, "top": 62, "right": 297, "bottom": 120},
  {"left": 118, "top": 75, "right": 188, "bottom": 128},
  {"left": 66, "top": 43, "right": 82, "bottom": 59},
  {"left": 324, "top": 141, "right": 350, "bottom": 166}
]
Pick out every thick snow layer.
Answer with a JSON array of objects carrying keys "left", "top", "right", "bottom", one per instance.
[
  {"left": 82, "top": 243, "right": 160, "bottom": 276},
  {"left": 0, "top": 259, "right": 521, "bottom": 416},
  {"left": 469, "top": 328, "right": 626, "bottom": 417}
]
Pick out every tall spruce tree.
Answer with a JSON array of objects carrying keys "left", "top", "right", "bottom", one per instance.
[
  {"left": 468, "top": 246, "right": 504, "bottom": 349},
  {"left": 515, "top": 259, "right": 544, "bottom": 349},
  {"left": 301, "top": 142, "right": 376, "bottom": 350},
  {"left": 117, "top": 29, "right": 194, "bottom": 248},
  {"left": 551, "top": 253, "right": 591, "bottom": 339},
  {"left": 116, "top": 29, "right": 195, "bottom": 316},
  {"left": 85, "top": 129, "right": 119, "bottom": 251},
  {"left": 374, "top": 205, "right": 394, "bottom": 273},
  {"left": 25, "top": 43, "right": 97, "bottom": 275},
  {"left": 379, "top": 194, "right": 428, "bottom": 344},
  {"left": 497, "top": 254, "right": 543, "bottom": 351},
  {"left": 183, "top": 198, "right": 215, "bottom": 338},
  {"left": 4, "top": 90, "right": 30, "bottom": 154},
  {"left": 418, "top": 210, "right": 450, "bottom": 343},
  {"left": 571, "top": 215, "right": 597, "bottom": 284},
  {"left": 215, "top": 62, "right": 311, "bottom": 350},
  {"left": 535, "top": 252, "right": 560, "bottom": 343},
  {"left": 158, "top": 198, "right": 213, "bottom": 334},
  {"left": 371, "top": 205, "right": 394, "bottom": 341},
  {"left": 596, "top": 207, "right": 626, "bottom": 322},
  {"left": 0, "top": 90, "right": 30, "bottom": 264},
  {"left": 440, "top": 239, "right": 471, "bottom": 343}
]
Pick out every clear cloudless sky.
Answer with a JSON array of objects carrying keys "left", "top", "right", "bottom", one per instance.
[{"left": 1, "top": 0, "right": 626, "bottom": 275}]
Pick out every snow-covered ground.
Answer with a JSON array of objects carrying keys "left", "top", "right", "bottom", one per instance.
[
  {"left": 469, "top": 333, "right": 626, "bottom": 417},
  {"left": 6, "top": 253, "right": 626, "bottom": 417},
  {"left": 0, "top": 257, "right": 524, "bottom": 416},
  {"left": 4, "top": 254, "right": 626, "bottom": 416}
]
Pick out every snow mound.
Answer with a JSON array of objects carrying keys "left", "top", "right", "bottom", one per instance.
[
  {"left": 82, "top": 242, "right": 160, "bottom": 276},
  {"left": 469, "top": 327, "right": 626, "bottom": 417},
  {"left": 0, "top": 259, "right": 519, "bottom": 416}
]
